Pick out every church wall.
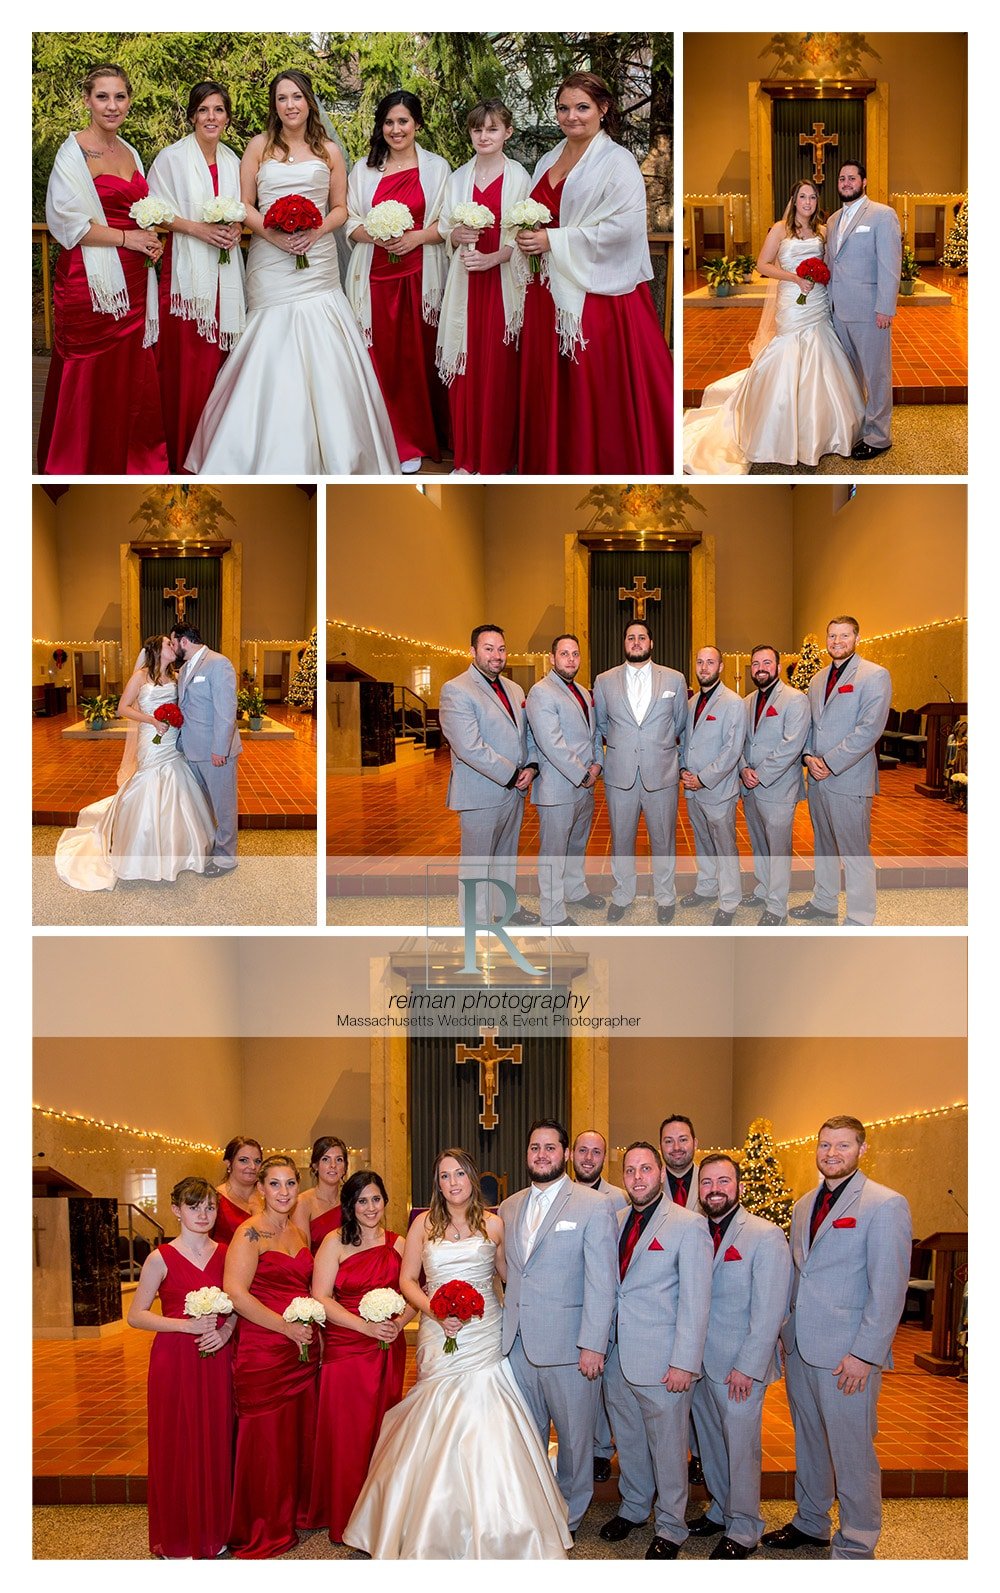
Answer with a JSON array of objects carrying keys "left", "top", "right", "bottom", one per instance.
[
  {"left": 32, "top": 486, "right": 60, "bottom": 640},
  {"left": 698, "top": 485, "right": 794, "bottom": 655},
  {"left": 33, "top": 1037, "right": 245, "bottom": 1145},
  {"left": 607, "top": 1038, "right": 734, "bottom": 1183},
  {"left": 240, "top": 1037, "right": 372, "bottom": 1168},
  {"left": 483, "top": 486, "right": 579, "bottom": 654}
]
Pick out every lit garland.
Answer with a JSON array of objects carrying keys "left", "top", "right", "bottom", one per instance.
[
  {"left": 328, "top": 619, "right": 540, "bottom": 662},
  {"left": 33, "top": 1106, "right": 365, "bottom": 1165},
  {"left": 612, "top": 1101, "right": 967, "bottom": 1160},
  {"left": 721, "top": 616, "right": 965, "bottom": 662}
]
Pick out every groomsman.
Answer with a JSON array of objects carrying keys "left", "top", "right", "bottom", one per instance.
[
  {"left": 739, "top": 645, "right": 811, "bottom": 925},
  {"left": 526, "top": 635, "right": 606, "bottom": 926},
  {"left": 593, "top": 621, "right": 688, "bottom": 925},
  {"left": 659, "top": 1115, "right": 699, "bottom": 1206},
  {"left": 570, "top": 1129, "right": 628, "bottom": 1485},
  {"left": 438, "top": 623, "right": 539, "bottom": 925},
  {"left": 679, "top": 647, "right": 744, "bottom": 925},
  {"left": 600, "top": 1142, "right": 712, "bottom": 1558},
  {"left": 687, "top": 1156, "right": 792, "bottom": 1559},
  {"left": 763, "top": 1116, "right": 911, "bottom": 1559},
  {"left": 791, "top": 617, "right": 891, "bottom": 926}
]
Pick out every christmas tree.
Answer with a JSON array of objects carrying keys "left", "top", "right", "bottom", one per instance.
[
  {"left": 789, "top": 633, "right": 824, "bottom": 692},
  {"left": 286, "top": 627, "right": 317, "bottom": 713},
  {"left": 738, "top": 1117, "right": 794, "bottom": 1233},
  {"left": 941, "top": 200, "right": 967, "bottom": 273}
]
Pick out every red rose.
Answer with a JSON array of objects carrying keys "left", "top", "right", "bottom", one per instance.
[
  {"left": 263, "top": 194, "right": 324, "bottom": 269},
  {"left": 429, "top": 1279, "right": 485, "bottom": 1353},
  {"left": 795, "top": 256, "right": 831, "bottom": 303},
  {"left": 152, "top": 702, "right": 184, "bottom": 744}
]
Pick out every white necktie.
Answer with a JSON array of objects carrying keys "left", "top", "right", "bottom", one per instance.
[
  {"left": 627, "top": 667, "right": 650, "bottom": 723},
  {"left": 523, "top": 1190, "right": 545, "bottom": 1258}
]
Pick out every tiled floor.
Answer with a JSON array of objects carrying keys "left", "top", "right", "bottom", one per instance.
[
  {"left": 33, "top": 703, "right": 317, "bottom": 829},
  {"left": 682, "top": 265, "right": 968, "bottom": 406},
  {"left": 32, "top": 1319, "right": 966, "bottom": 1504}
]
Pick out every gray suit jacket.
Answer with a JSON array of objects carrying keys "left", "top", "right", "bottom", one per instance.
[
  {"left": 593, "top": 662, "right": 689, "bottom": 791},
  {"left": 499, "top": 1178, "right": 617, "bottom": 1364},
  {"left": 439, "top": 665, "right": 536, "bottom": 811},
  {"left": 611, "top": 1199, "right": 713, "bottom": 1385},
  {"left": 590, "top": 1176, "right": 629, "bottom": 1214},
  {"left": 741, "top": 680, "right": 809, "bottom": 806},
  {"left": 683, "top": 683, "right": 744, "bottom": 810},
  {"left": 827, "top": 197, "right": 902, "bottom": 321},
  {"left": 806, "top": 653, "right": 892, "bottom": 797},
  {"left": 526, "top": 670, "right": 603, "bottom": 806},
  {"left": 782, "top": 1171, "right": 911, "bottom": 1370},
  {"left": 702, "top": 1206, "right": 792, "bottom": 1386},
  {"left": 177, "top": 647, "right": 242, "bottom": 762}
]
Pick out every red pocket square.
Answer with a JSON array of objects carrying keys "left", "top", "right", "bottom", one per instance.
[
  {"left": 837, "top": 683, "right": 854, "bottom": 694},
  {"left": 706, "top": 714, "right": 717, "bottom": 721},
  {"left": 832, "top": 1217, "right": 856, "bottom": 1228},
  {"left": 723, "top": 1245, "right": 742, "bottom": 1262},
  {"left": 648, "top": 1237, "right": 664, "bottom": 1251},
  {"left": 765, "top": 705, "right": 778, "bottom": 717}
]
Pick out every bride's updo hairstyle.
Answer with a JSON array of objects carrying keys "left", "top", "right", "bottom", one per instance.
[
  {"left": 555, "top": 72, "right": 621, "bottom": 141},
  {"left": 340, "top": 1169, "right": 389, "bottom": 1247},
  {"left": 782, "top": 179, "right": 823, "bottom": 237},
  {"left": 141, "top": 634, "right": 178, "bottom": 685},
  {"left": 367, "top": 90, "right": 424, "bottom": 170},
  {"left": 262, "top": 70, "right": 332, "bottom": 167},
  {"left": 426, "top": 1147, "right": 490, "bottom": 1242}
]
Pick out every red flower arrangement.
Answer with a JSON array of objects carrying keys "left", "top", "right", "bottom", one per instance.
[
  {"left": 152, "top": 703, "right": 184, "bottom": 744},
  {"left": 429, "top": 1279, "right": 485, "bottom": 1354},
  {"left": 795, "top": 257, "right": 831, "bottom": 304},
  {"left": 263, "top": 194, "right": 324, "bottom": 269}
]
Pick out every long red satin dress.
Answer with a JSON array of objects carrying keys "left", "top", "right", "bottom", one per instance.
[
  {"left": 516, "top": 170, "right": 674, "bottom": 474},
  {"left": 304, "top": 1234, "right": 406, "bottom": 1542},
  {"left": 212, "top": 1192, "right": 251, "bottom": 1243},
  {"left": 310, "top": 1203, "right": 342, "bottom": 1254},
  {"left": 157, "top": 162, "right": 227, "bottom": 473},
  {"left": 448, "top": 173, "right": 518, "bottom": 474},
  {"left": 367, "top": 168, "right": 448, "bottom": 464},
  {"left": 146, "top": 1241, "right": 234, "bottom": 1559},
  {"left": 37, "top": 170, "right": 169, "bottom": 475},
  {"left": 229, "top": 1246, "right": 319, "bottom": 1558}
]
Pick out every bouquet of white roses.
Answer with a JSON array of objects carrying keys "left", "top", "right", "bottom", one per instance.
[
  {"left": 183, "top": 1285, "right": 235, "bottom": 1357},
  {"left": 128, "top": 196, "right": 175, "bottom": 265},
  {"left": 503, "top": 198, "right": 552, "bottom": 274},
  {"left": 358, "top": 1287, "right": 406, "bottom": 1351},
  {"left": 201, "top": 196, "right": 247, "bottom": 263},
  {"left": 450, "top": 201, "right": 495, "bottom": 252},
  {"left": 282, "top": 1295, "right": 326, "bottom": 1362},
  {"left": 365, "top": 200, "right": 415, "bottom": 264}
]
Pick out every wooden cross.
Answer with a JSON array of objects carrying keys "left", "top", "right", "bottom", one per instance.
[
  {"left": 454, "top": 1028, "right": 523, "bottom": 1131},
  {"left": 618, "top": 574, "right": 661, "bottom": 620},
  {"left": 799, "top": 122, "right": 839, "bottom": 185},
  {"left": 163, "top": 576, "right": 198, "bottom": 621}
]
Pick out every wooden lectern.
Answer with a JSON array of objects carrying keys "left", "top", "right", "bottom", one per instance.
[
  {"left": 915, "top": 702, "right": 967, "bottom": 797},
  {"left": 913, "top": 1231, "right": 968, "bottom": 1374}
]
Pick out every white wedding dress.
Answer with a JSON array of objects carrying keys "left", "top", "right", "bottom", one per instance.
[
  {"left": 55, "top": 682, "right": 214, "bottom": 891},
  {"left": 683, "top": 235, "right": 865, "bottom": 474},
  {"left": 184, "top": 158, "right": 400, "bottom": 475},
  {"left": 345, "top": 1236, "right": 572, "bottom": 1559}
]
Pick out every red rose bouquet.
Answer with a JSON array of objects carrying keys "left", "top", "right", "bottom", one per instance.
[
  {"left": 152, "top": 703, "right": 184, "bottom": 744},
  {"left": 263, "top": 193, "right": 324, "bottom": 269},
  {"left": 795, "top": 256, "right": 831, "bottom": 304},
  {"left": 429, "top": 1278, "right": 485, "bottom": 1353}
]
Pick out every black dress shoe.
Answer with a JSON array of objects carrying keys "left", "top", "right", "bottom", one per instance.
[
  {"left": 711, "top": 1536, "right": 756, "bottom": 1560},
  {"left": 758, "top": 910, "right": 787, "bottom": 926},
  {"left": 760, "top": 1522, "right": 830, "bottom": 1551},
  {"left": 740, "top": 893, "right": 763, "bottom": 908},
  {"left": 680, "top": 891, "right": 716, "bottom": 908},
  {"left": 593, "top": 1456, "right": 612, "bottom": 1483},
  {"left": 202, "top": 861, "right": 234, "bottom": 878},
  {"left": 606, "top": 902, "right": 629, "bottom": 923},
  {"left": 688, "top": 1455, "right": 705, "bottom": 1487},
  {"left": 645, "top": 1536, "right": 679, "bottom": 1559},
  {"left": 851, "top": 441, "right": 891, "bottom": 461},
  {"left": 656, "top": 904, "right": 676, "bottom": 925},
  {"left": 599, "top": 1514, "right": 643, "bottom": 1542},
  {"left": 549, "top": 917, "right": 577, "bottom": 927},
  {"left": 569, "top": 892, "right": 606, "bottom": 911},
  {"left": 685, "top": 1514, "right": 724, "bottom": 1538},
  {"left": 504, "top": 906, "right": 540, "bottom": 926},
  {"left": 788, "top": 901, "right": 837, "bottom": 923},
  {"left": 712, "top": 908, "right": 735, "bottom": 926}
]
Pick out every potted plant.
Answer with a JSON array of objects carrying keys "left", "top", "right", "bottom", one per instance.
[
  {"left": 81, "top": 693, "right": 118, "bottom": 731},
  {"left": 237, "top": 685, "right": 266, "bottom": 731},
  {"left": 733, "top": 253, "right": 755, "bottom": 283},
  {"left": 703, "top": 256, "right": 740, "bottom": 297},
  {"left": 899, "top": 243, "right": 921, "bottom": 295}
]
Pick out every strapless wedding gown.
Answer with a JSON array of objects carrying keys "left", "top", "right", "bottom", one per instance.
[
  {"left": 55, "top": 682, "right": 214, "bottom": 890},
  {"left": 683, "top": 236, "right": 864, "bottom": 473},
  {"left": 345, "top": 1237, "right": 572, "bottom": 1559},
  {"left": 184, "top": 158, "right": 399, "bottom": 475}
]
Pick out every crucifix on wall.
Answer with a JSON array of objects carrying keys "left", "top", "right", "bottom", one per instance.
[
  {"left": 454, "top": 1029, "right": 523, "bottom": 1131},
  {"left": 799, "top": 122, "right": 839, "bottom": 185},
  {"left": 618, "top": 574, "right": 661, "bottom": 620},
  {"left": 163, "top": 576, "right": 198, "bottom": 622}
]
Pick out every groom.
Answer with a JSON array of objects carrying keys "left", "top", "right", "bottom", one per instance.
[
  {"left": 171, "top": 624, "right": 242, "bottom": 875},
  {"left": 826, "top": 160, "right": 902, "bottom": 461}
]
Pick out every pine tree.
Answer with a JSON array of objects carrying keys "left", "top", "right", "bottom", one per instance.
[
  {"left": 738, "top": 1117, "right": 794, "bottom": 1233},
  {"left": 789, "top": 633, "right": 824, "bottom": 692},
  {"left": 941, "top": 200, "right": 968, "bottom": 273},
  {"left": 287, "top": 628, "right": 317, "bottom": 713}
]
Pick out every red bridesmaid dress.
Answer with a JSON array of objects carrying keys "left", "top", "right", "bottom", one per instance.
[
  {"left": 146, "top": 1241, "right": 234, "bottom": 1559},
  {"left": 304, "top": 1234, "right": 407, "bottom": 1542},
  {"left": 367, "top": 168, "right": 448, "bottom": 465},
  {"left": 517, "top": 170, "right": 674, "bottom": 474},
  {"left": 212, "top": 1192, "right": 251, "bottom": 1243},
  {"left": 157, "top": 162, "right": 228, "bottom": 473},
  {"left": 448, "top": 173, "right": 518, "bottom": 474},
  {"left": 229, "top": 1246, "right": 319, "bottom": 1558},
  {"left": 310, "top": 1203, "right": 342, "bottom": 1254},
  {"left": 37, "top": 171, "right": 169, "bottom": 475}
]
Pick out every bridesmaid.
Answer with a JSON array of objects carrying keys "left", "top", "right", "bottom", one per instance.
[
  {"left": 38, "top": 62, "right": 169, "bottom": 474},
  {"left": 212, "top": 1136, "right": 263, "bottom": 1242},
  {"left": 127, "top": 1177, "right": 236, "bottom": 1559},
  {"left": 294, "top": 1134, "right": 348, "bottom": 1252},
  {"left": 304, "top": 1170, "right": 413, "bottom": 1543},
  {"left": 436, "top": 100, "right": 531, "bottom": 474},
  {"left": 346, "top": 90, "right": 450, "bottom": 472},
  {"left": 147, "top": 80, "right": 246, "bottom": 472},
  {"left": 224, "top": 1154, "right": 319, "bottom": 1558},
  {"left": 515, "top": 71, "right": 674, "bottom": 473}
]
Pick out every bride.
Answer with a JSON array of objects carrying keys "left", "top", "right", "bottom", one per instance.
[
  {"left": 184, "top": 70, "right": 399, "bottom": 475},
  {"left": 683, "top": 179, "right": 864, "bottom": 474},
  {"left": 345, "top": 1148, "right": 572, "bottom": 1559},
  {"left": 55, "top": 635, "right": 214, "bottom": 891}
]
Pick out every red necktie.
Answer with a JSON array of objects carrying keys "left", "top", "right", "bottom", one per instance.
[
  {"left": 693, "top": 692, "right": 710, "bottom": 727},
  {"left": 619, "top": 1210, "right": 643, "bottom": 1279},
  {"left": 754, "top": 691, "right": 768, "bottom": 728},
  {"left": 672, "top": 1178, "right": 687, "bottom": 1207},
  {"left": 712, "top": 1223, "right": 723, "bottom": 1254},
  {"left": 824, "top": 664, "right": 842, "bottom": 703},
  {"left": 567, "top": 681, "right": 590, "bottom": 723},
  {"left": 810, "top": 1186, "right": 834, "bottom": 1243},
  {"left": 491, "top": 678, "right": 516, "bottom": 722}
]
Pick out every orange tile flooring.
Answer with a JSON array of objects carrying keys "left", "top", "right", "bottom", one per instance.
[
  {"left": 32, "top": 1320, "right": 966, "bottom": 1505},
  {"left": 33, "top": 704, "right": 317, "bottom": 829},
  {"left": 327, "top": 752, "right": 967, "bottom": 897},
  {"left": 683, "top": 265, "right": 968, "bottom": 406}
]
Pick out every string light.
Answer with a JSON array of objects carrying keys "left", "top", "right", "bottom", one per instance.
[
  {"left": 33, "top": 1106, "right": 365, "bottom": 1165},
  {"left": 328, "top": 620, "right": 541, "bottom": 662},
  {"left": 612, "top": 1102, "right": 967, "bottom": 1160}
]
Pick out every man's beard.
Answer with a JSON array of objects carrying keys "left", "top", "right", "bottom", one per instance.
[{"left": 528, "top": 1160, "right": 566, "bottom": 1184}]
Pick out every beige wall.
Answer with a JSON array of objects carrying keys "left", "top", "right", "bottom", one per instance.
[
  {"left": 32, "top": 486, "right": 60, "bottom": 640},
  {"left": 608, "top": 1039, "right": 733, "bottom": 1175},
  {"left": 33, "top": 1037, "right": 244, "bottom": 1146},
  {"left": 241, "top": 1037, "right": 373, "bottom": 1164}
]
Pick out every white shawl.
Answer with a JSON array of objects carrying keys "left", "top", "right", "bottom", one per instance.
[
  {"left": 521, "top": 131, "right": 652, "bottom": 358},
  {"left": 435, "top": 155, "right": 531, "bottom": 384},
  {"left": 45, "top": 132, "right": 158, "bottom": 345},
  {"left": 345, "top": 144, "right": 450, "bottom": 344},
  {"left": 146, "top": 136, "right": 246, "bottom": 350}
]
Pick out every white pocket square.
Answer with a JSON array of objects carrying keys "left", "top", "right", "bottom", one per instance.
[
  {"left": 192, "top": 675, "right": 206, "bottom": 683},
  {"left": 554, "top": 1220, "right": 578, "bottom": 1232},
  {"left": 856, "top": 225, "right": 871, "bottom": 232},
  {"left": 661, "top": 690, "right": 676, "bottom": 699}
]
